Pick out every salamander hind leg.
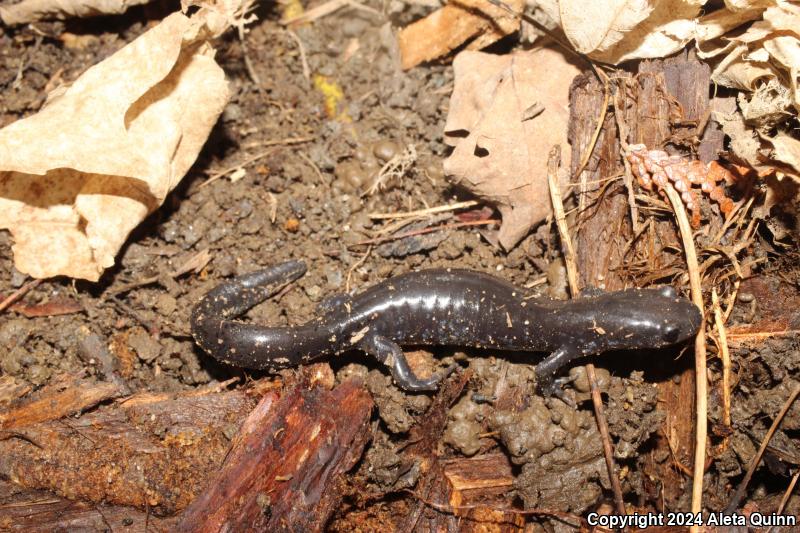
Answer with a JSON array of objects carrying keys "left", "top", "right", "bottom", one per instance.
[{"left": 359, "top": 334, "right": 455, "bottom": 392}]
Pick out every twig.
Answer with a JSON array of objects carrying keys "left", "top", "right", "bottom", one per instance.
[
  {"left": 238, "top": 25, "right": 261, "bottom": 86},
  {"left": 369, "top": 200, "right": 479, "bottom": 220},
  {"left": 725, "top": 383, "right": 800, "bottom": 513},
  {"left": 661, "top": 183, "right": 706, "bottom": 529},
  {"left": 546, "top": 145, "right": 626, "bottom": 518},
  {"left": 297, "top": 151, "right": 325, "bottom": 183},
  {"left": 768, "top": 470, "right": 800, "bottom": 533},
  {"left": 546, "top": 147, "right": 579, "bottom": 295},
  {"left": 285, "top": 29, "right": 311, "bottom": 84},
  {"left": 727, "top": 329, "right": 800, "bottom": 341},
  {"left": 351, "top": 219, "right": 498, "bottom": 247},
  {"left": 575, "top": 69, "right": 611, "bottom": 224},
  {"left": 613, "top": 88, "right": 641, "bottom": 234},
  {"left": 346, "top": 246, "right": 372, "bottom": 292},
  {"left": 198, "top": 136, "right": 315, "bottom": 189},
  {"left": 0, "top": 279, "right": 42, "bottom": 314}
]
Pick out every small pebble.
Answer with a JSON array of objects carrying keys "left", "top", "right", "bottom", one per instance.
[
  {"left": 285, "top": 218, "right": 300, "bottom": 232},
  {"left": 373, "top": 140, "right": 400, "bottom": 162},
  {"left": 128, "top": 329, "right": 161, "bottom": 362},
  {"left": 334, "top": 160, "right": 367, "bottom": 193},
  {"left": 155, "top": 294, "right": 177, "bottom": 316},
  {"left": 738, "top": 292, "right": 755, "bottom": 303}
]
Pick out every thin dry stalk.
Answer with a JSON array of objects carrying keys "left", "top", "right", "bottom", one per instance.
[
  {"left": 369, "top": 200, "right": 478, "bottom": 220},
  {"left": 285, "top": 29, "right": 311, "bottom": 84},
  {"left": 725, "top": 383, "right": 800, "bottom": 513},
  {"left": 661, "top": 183, "right": 706, "bottom": 529},
  {"left": 546, "top": 146, "right": 578, "bottom": 294},
  {"left": 353, "top": 219, "right": 498, "bottom": 246},
  {"left": 613, "top": 86, "right": 640, "bottom": 233},
  {"left": 0, "top": 278, "right": 41, "bottom": 314},
  {"left": 768, "top": 470, "right": 800, "bottom": 533},
  {"left": 199, "top": 136, "right": 315, "bottom": 188},
  {"left": 546, "top": 145, "right": 625, "bottom": 517},
  {"left": 298, "top": 151, "right": 324, "bottom": 183},
  {"left": 345, "top": 245, "right": 372, "bottom": 292},
  {"left": 574, "top": 69, "right": 611, "bottom": 222}
]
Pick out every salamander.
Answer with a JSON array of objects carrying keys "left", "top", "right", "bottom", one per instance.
[{"left": 191, "top": 260, "right": 702, "bottom": 396}]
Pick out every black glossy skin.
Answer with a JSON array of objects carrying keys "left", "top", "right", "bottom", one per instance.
[{"left": 191, "top": 260, "right": 702, "bottom": 395}]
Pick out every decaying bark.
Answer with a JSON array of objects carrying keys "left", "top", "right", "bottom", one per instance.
[
  {"left": 176, "top": 377, "right": 373, "bottom": 533},
  {"left": 0, "top": 480, "right": 179, "bottom": 532},
  {"left": 0, "top": 386, "right": 258, "bottom": 514},
  {"left": 0, "top": 373, "right": 126, "bottom": 429},
  {"left": 569, "top": 49, "right": 725, "bottom": 508}
]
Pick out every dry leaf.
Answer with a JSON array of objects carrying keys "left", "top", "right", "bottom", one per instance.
[
  {"left": 0, "top": 11, "right": 231, "bottom": 281},
  {"left": 0, "top": 0, "right": 150, "bottom": 24},
  {"left": 443, "top": 48, "right": 579, "bottom": 249},
  {"left": 765, "top": 132, "right": 800, "bottom": 179},
  {"left": 551, "top": 0, "right": 765, "bottom": 64},
  {"left": 710, "top": 4, "right": 800, "bottom": 110}
]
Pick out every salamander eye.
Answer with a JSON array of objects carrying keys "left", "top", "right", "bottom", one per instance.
[{"left": 663, "top": 325, "right": 680, "bottom": 343}]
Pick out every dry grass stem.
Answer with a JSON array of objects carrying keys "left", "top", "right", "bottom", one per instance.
[
  {"left": 368, "top": 200, "right": 479, "bottom": 220},
  {"left": 353, "top": 219, "right": 498, "bottom": 247},
  {"left": 199, "top": 136, "right": 314, "bottom": 189},
  {"left": 768, "top": 470, "right": 800, "bottom": 533},
  {"left": 613, "top": 87, "right": 641, "bottom": 233},
  {"left": 0, "top": 278, "right": 41, "bottom": 314},
  {"left": 285, "top": 29, "right": 311, "bottom": 84},
  {"left": 661, "top": 183, "right": 706, "bottom": 529}
]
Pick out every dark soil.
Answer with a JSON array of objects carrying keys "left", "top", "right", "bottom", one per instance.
[{"left": 1, "top": 1, "right": 799, "bottom": 530}]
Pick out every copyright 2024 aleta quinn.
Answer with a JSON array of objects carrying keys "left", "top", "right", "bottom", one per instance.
[{"left": 586, "top": 510, "right": 797, "bottom": 529}]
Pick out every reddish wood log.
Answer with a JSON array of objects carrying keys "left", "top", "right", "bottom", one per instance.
[
  {"left": 0, "top": 387, "right": 258, "bottom": 514},
  {"left": 176, "top": 377, "right": 373, "bottom": 533}
]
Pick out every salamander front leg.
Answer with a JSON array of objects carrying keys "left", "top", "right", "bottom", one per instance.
[
  {"left": 535, "top": 345, "right": 580, "bottom": 405},
  {"left": 360, "top": 334, "right": 456, "bottom": 392}
]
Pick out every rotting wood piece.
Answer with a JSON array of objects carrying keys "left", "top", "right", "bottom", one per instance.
[
  {"left": 407, "top": 453, "right": 526, "bottom": 532},
  {"left": 570, "top": 49, "right": 724, "bottom": 509},
  {"left": 176, "top": 378, "right": 373, "bottom": 533},
  {"left": 0, "top": 388, "right": 258, "bottom": 515},
  {"left": 0, "top": 373, "right": 126, "bottom": 429},
  {"left": 0, "top": 480, "right": 179, "bottom": 532}
]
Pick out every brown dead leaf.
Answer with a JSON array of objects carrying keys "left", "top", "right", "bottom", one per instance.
[
  {"left": 0, "top": 11, "right": 231, "bottom": 281},
  {"left": 443, "top": 47, "right": 579, "bottom": 249}
]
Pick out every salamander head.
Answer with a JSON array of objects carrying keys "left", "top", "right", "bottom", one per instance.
[{"left": 587, "top": 286, "right": 702, "bottom": 351}]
